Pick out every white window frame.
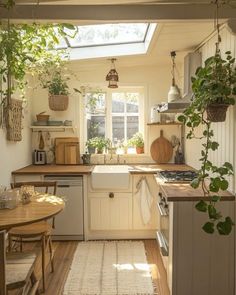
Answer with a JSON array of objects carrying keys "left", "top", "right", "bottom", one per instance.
[{"left": 81, "top": 86, "right": 145, "bottom": 152}]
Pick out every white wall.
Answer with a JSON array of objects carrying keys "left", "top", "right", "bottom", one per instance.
[
  {"left": 31, "top": 62, "right": 183, "bottom": 163},
  {"left": 0, "top": 97, "right": 32, "bottom": 187},
  {"left": 184, "top": 25, "right": 236, "bottom": 193}
]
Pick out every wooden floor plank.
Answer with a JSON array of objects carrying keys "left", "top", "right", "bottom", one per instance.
[{"left": 9, "top": 239, "right": 170, "bottom": 295}]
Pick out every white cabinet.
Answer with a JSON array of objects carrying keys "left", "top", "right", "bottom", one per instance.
[
  {"left": 89, "top": 192, "right": 132, "bottom": 230},
  {"left": 132, "top": 175, "right": 159, "bottom": 230},
  {"left": 168, "top": 201, "right": 235, "bottom": 295}
]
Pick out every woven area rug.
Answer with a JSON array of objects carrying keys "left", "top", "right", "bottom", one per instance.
[{"left": 63, "top": 241, "right": 155, "bottom": 295}]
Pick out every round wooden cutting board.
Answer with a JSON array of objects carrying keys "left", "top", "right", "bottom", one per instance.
[{"left": 150, "top": 130, "right": 173, "bottom": 163}]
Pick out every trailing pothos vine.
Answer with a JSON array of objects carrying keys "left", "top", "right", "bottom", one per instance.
[{"left": 178, "top": 90, "right": 234, "bottom": 236}]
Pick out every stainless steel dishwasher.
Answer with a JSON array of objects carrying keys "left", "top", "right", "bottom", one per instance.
[{"left": 44, "top": 175, "right": 84, "bottom": 241}]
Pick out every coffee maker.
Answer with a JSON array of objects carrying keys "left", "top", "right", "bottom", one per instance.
[{"left": 34, "top": 150, "right": 46, "bottom": 165}]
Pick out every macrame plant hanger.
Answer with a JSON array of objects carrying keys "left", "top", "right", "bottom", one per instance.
[{"left": 214, "top": 0, "right": 221, "bottom": 56}]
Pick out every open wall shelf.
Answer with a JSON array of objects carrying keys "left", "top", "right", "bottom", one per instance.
[{"left": 30, "top": 126, "right": 76, "bottom": 132}]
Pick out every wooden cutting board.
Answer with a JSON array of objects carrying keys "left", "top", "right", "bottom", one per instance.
[
  {"left": 55, "top": 137, "right": 80, "bottom": 164},
  {"left": 150, "top": 130, "right": 173, "bottom": 163}
]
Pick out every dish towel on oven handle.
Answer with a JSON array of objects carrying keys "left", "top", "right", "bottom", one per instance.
[{"left": 135, "top": 177, "right": 153, "bottom": 225}]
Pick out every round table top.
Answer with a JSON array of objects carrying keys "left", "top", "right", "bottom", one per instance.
[{"left": 0, "top": 194, "right": 65, "bottom": 231}]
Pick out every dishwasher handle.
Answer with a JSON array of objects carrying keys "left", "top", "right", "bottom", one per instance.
[{"left": 58, "top": 184, "right": 70, "bottom": 188}]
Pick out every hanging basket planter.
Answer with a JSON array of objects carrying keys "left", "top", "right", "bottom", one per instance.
[
  {"left": 48, "top": 94, "right": 69, "bottom": 111},
  {"left": 206, "top": 103, "right": 229, "bottom": 122}
]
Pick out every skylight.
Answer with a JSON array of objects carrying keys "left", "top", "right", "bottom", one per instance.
[
  {"left": 67, "top": 24, "right": 149, "bottom": 48},
  {"left": 56, "top": 23, "right": 157, "bottom": 60}
]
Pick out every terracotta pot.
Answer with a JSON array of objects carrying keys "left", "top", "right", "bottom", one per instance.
[
  {"left": 136, "top": 146, "right": 144, "bottom": 154},
  {"left": 206, "top": 104, "right": 229, "bottom": 122}
]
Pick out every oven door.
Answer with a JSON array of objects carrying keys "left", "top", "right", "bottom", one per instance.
[{"left": 156, "top": 192, "right": 169, "bottom": 256}]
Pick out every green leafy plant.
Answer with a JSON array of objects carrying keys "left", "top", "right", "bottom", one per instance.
[
  {"left": 191, "top": 51, "right": 236, "bottom": 108},
  {"left": 128, "top": 132, "right": 144, "bottom": 148},
  {"left": 86, "top": 137, "right": 110, "bottom": 153},
  {"left": 0, "top": 17, "right": 77, "bottom": 104},
  {"left": 178, "top": 52, "right": 235, "bottom": 235}
]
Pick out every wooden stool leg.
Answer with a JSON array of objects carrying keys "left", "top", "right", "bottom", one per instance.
[
  {"left": 48, "top": 237, "right": 54, "bottom": 273},
  {"left": 20, "top": 237, "right": 23, "bottom": 252},
  {"left": 41, "top": 235, "right": 46, "bottom": 292},
  {"left": 8, "top": 234, "right": 12, "bottom": 252}
]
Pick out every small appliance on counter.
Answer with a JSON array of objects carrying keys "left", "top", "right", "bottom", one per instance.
[{"left": 34, "top": 150, "right": 46, "bottom": 165}]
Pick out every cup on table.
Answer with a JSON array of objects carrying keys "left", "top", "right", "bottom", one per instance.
[{"left": 20, "top": 185, "right": 35, "bottom": 204}]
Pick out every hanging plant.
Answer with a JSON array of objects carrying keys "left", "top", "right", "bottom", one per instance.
[
  {"left": 0, "top": 0, "right": 77, "bottom": 136},
  {"left": 190, "top": 51, "right": 236, "bottom": 122}
]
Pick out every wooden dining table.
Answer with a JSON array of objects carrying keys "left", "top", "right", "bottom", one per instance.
[
  {"left": 0, "top": 194, "right": 65, "bottom": 231},
  {"left": 0, "top": 194, "right": 64, "bottom": 295}
]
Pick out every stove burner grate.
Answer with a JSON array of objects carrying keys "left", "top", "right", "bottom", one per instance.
[{"left": 159, "top": 170, "right": 198, "bottom": 182}]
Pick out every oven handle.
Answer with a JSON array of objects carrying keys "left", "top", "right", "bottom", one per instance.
[
  {"left": 157, "top": 202, "right": 168, "bottom": 216},
  {"left": 156, "top": 231, "right": 169, "bottom": 256}
]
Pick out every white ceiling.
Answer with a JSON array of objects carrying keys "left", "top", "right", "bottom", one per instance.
[
  {"left": 10, "top": 0, "right": 224, "bottom": 67},
  {"left": 71, "top": 21, "right": 214, "bottom": 68}
]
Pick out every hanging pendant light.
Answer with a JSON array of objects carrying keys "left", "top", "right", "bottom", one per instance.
[
  {"left": 106, "top": 58, "right": 119, "bottom": 88},
  {"left": 168, "top": 51, "right": 181, "bottom": 103}
]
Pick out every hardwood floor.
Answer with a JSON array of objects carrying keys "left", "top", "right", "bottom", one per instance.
[{"left": 9, "top": 239, "right": 170, "bottom": 295}]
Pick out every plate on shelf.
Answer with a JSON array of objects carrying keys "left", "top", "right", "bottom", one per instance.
[
  {"left": 33, "top": 121, "right": 48, "bottom": 126},
  {"left": 47, "top": 121, "right": 63, "bottom": 126}
]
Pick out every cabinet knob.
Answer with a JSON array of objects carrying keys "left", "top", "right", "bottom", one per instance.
[{"left": 109, "top": 192, "right": 114, "bottom": 198}]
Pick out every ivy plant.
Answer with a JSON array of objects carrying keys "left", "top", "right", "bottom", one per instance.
[
  {"left": 178, "top": 89, "right": 234, "bottom": 235},
  {"left": 0, "top": 2, "right": 77, "bottom": 104}
]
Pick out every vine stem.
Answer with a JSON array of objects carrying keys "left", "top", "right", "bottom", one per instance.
[{"left": 201, "top": 114, "right": 211, "bottom": 198}]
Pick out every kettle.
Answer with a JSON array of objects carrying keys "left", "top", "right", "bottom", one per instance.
[{"left": 81, "top": 153, "right": 91, "bottom": 165}]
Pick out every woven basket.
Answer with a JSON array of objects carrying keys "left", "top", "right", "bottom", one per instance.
[
  {"left": 206, "top": 104, "right": 229, "bottom": 122},
  {"left": 48, "top": 95, "right": 69, "bottom": 111},
  {"left": 5, "top": 99, "right": 23, "bottom": 141}
]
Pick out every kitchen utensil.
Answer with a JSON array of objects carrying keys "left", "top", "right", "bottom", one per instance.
[
  {"left": 39, "top": 131, "right": 45, "bottom": 150},
  {"left": 150, "top": 130, "right": 173, "bottom": 163}
]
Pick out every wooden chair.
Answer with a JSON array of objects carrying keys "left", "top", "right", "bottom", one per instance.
[
  {"left": 0, "top": 230, "right": 39, "bottom": 295},
  {"left": 8, "top": 181, "right": 57, "bottom": 293}
]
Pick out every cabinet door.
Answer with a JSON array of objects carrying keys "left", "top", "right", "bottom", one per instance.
[
  {"left": 132, "top": 175, "right": 159, "bottom": 230},
  {"left": 89, "top": 192, "right": 132, "bottom": 230}
]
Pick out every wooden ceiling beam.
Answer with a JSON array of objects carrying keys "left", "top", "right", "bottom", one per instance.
[{"left": 0, "top": 4, "right": 235, "bottom": 22}]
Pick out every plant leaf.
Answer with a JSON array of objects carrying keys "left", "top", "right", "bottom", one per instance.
[
  {"left": 202, "top": 222, "right": 215, "bottom": 234},
  {"left": 195, "top": 200, "right": 207, "bottom": 212}
]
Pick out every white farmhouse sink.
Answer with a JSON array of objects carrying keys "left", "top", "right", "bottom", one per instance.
[{"left": 91, "top": 165, "right": 130, "bottom": 189}]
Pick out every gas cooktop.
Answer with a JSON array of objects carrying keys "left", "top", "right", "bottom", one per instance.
[{"left": 158, "top": 170, "right": 198, "bottom": 183}]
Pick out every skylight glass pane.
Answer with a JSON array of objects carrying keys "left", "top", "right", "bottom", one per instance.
[{"left": 67, "top": 23, "right": 149, "bottom": 48}]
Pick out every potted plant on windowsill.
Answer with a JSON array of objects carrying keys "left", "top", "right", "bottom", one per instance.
[
  {"left": 191, "top": 50, "right": 236, "bottom": 122},
  {"left": 128, "top": 133, "right": 144, "bottom": 154},
  {"left": 86, "top": 137, "right": 109, "bottom": 154}
]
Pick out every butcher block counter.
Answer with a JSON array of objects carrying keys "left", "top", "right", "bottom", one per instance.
[
  {"left": 156, "top": 177, "right": 235, "bottom": 202},
  {"left": 12, "top": 164, "right": 94, "bottom": 175},
  {"left": 12, "top": 163, "right": 193, "bottom": 175}
]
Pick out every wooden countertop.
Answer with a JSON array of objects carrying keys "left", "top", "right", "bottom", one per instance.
[
  {"left": 156, "top": 177, "right": 235, "bottom": 202},
  {"left": 12, "top": 163, "right": 193, "bottom": 175},
  {"left": 12, "top": 165, "right": 94, "bottom": 175}
]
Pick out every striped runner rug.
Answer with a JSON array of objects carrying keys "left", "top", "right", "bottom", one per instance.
[{"left": 63, "top": 241, "right": 156, "bottom": 295}]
